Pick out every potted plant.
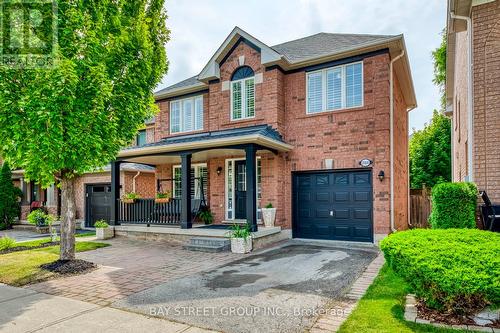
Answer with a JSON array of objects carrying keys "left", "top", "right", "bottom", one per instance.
[
  {"left": 27, "top": 209, "right": 56, "bottom": 234},
  {"left": 122, "top": 192, "right": 140, "bottom": 204},
  {"left": 155, "top": 191, "right": 171, "bottom": 203},
  {"left": 197, "top": 206, "right": 214, "bottom": 225},
  {"left": 261, "top": 203, "right": 277, "bottom": 227},
  {"left": 95, "top": 220, "right": 114, "bottom": 240},
  {"left": 228, "top": 223, "right": 252, "bottom": 254}
]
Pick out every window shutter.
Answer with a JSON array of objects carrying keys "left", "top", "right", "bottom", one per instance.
[
  {"left": 183, "top": 99, "right": 193, "bottom": 132},
  {"left": 232, "top": 81, "right": 242, "bottom": 119},
  {"left": 170, "top": 101, "right": 181, "bottom": 133},
  {"left": 346, "top": 63, "right": 362, "bottom": 107},
  {"left": 245, "top": 78, "right": 255, "bottom": 117},
  {"left": 327, "top": 68, "right": 343, "bottom": 110},
  {"left": 307, "top": 72, "right": 323, "bottom": 113},
  {"left": 195, "top": 97, "right": 203, "bottom": 130}
]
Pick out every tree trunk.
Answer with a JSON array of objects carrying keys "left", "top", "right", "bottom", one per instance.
[{"left": 60, "top": 174, "right": 76, "bottom": 260}]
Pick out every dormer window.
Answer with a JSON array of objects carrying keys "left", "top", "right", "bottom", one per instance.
[{"left": 230, "top": 66, "right": 255, "bottom": 120}]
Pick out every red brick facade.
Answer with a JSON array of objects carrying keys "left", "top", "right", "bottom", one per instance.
[
  {"left": 449, "top": 1, "right": 500, "bottom": 202},
  {"left": 151, "top": 41, "right": 410, "bottom": 237}
]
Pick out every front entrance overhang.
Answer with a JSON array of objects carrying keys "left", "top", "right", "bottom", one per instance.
[{"left": 117, "top": 132, "right": 292, "bottom": 164}]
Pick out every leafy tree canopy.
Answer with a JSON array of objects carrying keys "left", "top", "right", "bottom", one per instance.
[
  {"left": 432, "top": 29, "right": 447, "bottom": 108},
  {"left": 409, "top": 111, "right": 451, "bottom": 189},
  {"left": 0, "top": 0, "right": 169, "bottom": 186}
]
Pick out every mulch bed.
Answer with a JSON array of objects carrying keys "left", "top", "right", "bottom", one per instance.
[
  {"left": 41, "top": 259, "right": 97, "bottom": 275},
  {"left": 416, "top": 301, "right": 500, "bottom": 329},
  {"left": 0, "top": 241, "right": 59, "bottom": 255}
]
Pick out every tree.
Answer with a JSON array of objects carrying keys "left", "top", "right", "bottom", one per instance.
[
  {"left": 0, "top": 162, "right": 19, "bottom": 230},
  {"left": 432, "top": 29, "right": 447, "bottom": 109},
  {"left": 409, "top": 111, "right": 451, "bottom": 189},
  {"left": 0, "top": 1, "right": 169, "bottom": 259}
]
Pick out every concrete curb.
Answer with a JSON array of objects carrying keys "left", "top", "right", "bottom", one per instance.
[{"left": 403, "top": 294, "right": 499, "bottom": 333}]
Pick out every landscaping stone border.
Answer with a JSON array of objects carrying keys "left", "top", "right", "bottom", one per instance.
[
  {"left": 309, "top": 251, "right": 385, "bottom": 333},
  {"left": 404, "top": 294, "right": 500, "bottom": 333}
]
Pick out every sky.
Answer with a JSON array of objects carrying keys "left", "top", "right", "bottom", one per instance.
[{"left": 158, "top": 0, "right": 447, "bottom": 131}]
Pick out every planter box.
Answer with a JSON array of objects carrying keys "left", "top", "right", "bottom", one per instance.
[
  {"left": 155, "top": 198, "right": 171, "bottom": 204},
  {"left": 230, "top": 237, "right": 252, "bottom": 253},
  {"left": 261, "top": 208, "right": 277, "bottom": 227},
  {"left": 96, "top": 227, "right": 114, "bottom": 240},
  {"left": 122, "top": 199, "right": 135, "bottom": 204}
]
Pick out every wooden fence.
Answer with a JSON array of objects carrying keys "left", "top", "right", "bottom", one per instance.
[{"left": 409, "top": 188, "right": 431, "bottom": 228}]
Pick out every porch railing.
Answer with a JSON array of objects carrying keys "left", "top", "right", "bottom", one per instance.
[{"left": 118, "top": 198, "right": 181, "bottom": 225}]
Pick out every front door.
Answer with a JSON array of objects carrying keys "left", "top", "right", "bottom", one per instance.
[
  {"left": 234, "top": 160, "right": 247, "bottom": 219},
  {"left": 85, "top": 184, "right": 112, "bottom": 227}
]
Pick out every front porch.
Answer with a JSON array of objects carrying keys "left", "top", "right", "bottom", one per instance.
[{"left": 111, "top": 125, "right": 292, "bottom": 232}]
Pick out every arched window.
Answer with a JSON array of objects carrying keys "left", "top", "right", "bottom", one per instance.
[{"left": 231, "top": 66, "right": 255, "bottom": 120}]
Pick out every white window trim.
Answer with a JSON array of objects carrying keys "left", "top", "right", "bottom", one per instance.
[
  {"left": 224, "top": 157, "right": 261, "bottom": 221},
  {"left": 306, "top": 61, "right": 364, "bottom": 114},
  {"left": 172, "top": 163, "right": 207, "bottom": 199},
  {"left": 230, "top": 77, "right": 255, "bottom": 121},
  {"left": 170, "top": 95, "right": 203, "bottom": 134}
]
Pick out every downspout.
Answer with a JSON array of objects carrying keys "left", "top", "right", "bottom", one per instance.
[
  {"left": 390, "top": 50, "right": 405, "bottom": 232},
  {"left": 407, "top": 105, "right": 416, "bottom": 228},
  {"left": 132, "top": 171, "right": 141, "bottom": 193},
  {"left": 450, "top": 12, "right": 473, "bottom": 182}
]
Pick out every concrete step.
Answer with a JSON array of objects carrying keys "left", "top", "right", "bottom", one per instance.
[{"left": 183, "top": 237, "right": 230, "bottom": 252}]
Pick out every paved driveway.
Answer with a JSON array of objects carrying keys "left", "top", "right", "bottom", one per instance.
[{"left": 113, "top": 242, "right": 378, "bottom": 333}]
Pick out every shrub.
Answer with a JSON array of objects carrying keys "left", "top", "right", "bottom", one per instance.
[
  {"left": 0, "top": 236, "right": 16, "bottom": 251},
  {"left": 265, "top": 203, "right": 273, "bottom": 209},
  {"left": 197, "top": 207, "right": 213, "bottom": 225},
  {"left": 94, "top": 220, "right": 109, "bottom": 228},
  {"left": 156, "top": 191, "right": 171, "bottom": 199},
  {"left": 381, "top": 229, "right": 500, "bottom": 314},
  {"left": 27, "top": 210, "right": 55, "bottom": 227},
  {"left": 430, "top": 182, "right": 477, "bottom": 229},
  {"left": 122, "top": 192, "right": 141, "bottom": 200},
  {"left": 228, "top": 223, "right": 251, "bottom": 239},
  {"left": 0, "top": 162, "right": 20, "bottom": 230}
]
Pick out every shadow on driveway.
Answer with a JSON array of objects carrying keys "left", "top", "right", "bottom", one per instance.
[{"left": 112, "top": 242, "right": 378, "bottom": 333}]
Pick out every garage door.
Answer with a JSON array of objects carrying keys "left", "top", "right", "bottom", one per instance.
[
  {"left": 85, "top": 184, "right": 111, "bottom": 227},
  {"left": 293, "top": 170, "right": 373, "bottom": 242}
]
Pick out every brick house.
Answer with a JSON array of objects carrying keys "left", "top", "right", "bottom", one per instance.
[
  {"left": 446, "top": 0, "right": 500, "bottom": 202},
  {"left": 106, "top": 27, "right": 416, "bottom": 243}
]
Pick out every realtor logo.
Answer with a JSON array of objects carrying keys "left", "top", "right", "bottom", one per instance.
[{"left": 0, "top": 0, "right": 58, "bottom": 68}]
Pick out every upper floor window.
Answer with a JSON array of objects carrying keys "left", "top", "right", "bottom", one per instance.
[
  {"left": 231, "top": 66, "right": 255, "bottom": 120},
  {"left": 136, "top": 129, "right": 147, "bottom": 146},
  {"left": 170, "top": 95, "right": 203, "bottom": 134},
  {"left": 306, "top": 61, "right": 363, "bottom": 114}
]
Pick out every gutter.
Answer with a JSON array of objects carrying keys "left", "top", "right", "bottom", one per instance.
[
  {"left": 390, "top": 50, "right": 405, "bottom": 232},
  {"left": 132, "top": 171, "right": 141, "bottom": 193},
  {"left": 450, "top": 12, "right": 474, "bottom": 182}
]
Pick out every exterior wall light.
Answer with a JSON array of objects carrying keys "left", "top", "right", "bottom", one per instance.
[
  {"left": 217, "top": 166, "right": 223, "bottom": 176},
  {"left": 378, "top": 170, "right": 385, "bottom": 181}
]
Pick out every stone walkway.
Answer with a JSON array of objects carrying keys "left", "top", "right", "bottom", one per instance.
[
  {"left": 309, "top": 252, "right": 385, "bottom": 332},
  {"left": 27, "top": 238, "right": 242, "bottom": 306}
]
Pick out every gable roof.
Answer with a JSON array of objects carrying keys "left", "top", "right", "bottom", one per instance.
[
  {"left": 271, "top": 32, "right": 396, "bottom": 63},
  {"left": 155, "top": 27, "right": 416, "bottom": 108}
]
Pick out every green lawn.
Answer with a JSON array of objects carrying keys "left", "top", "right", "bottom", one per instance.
[
  {"left": 338, "top": 264, "right": 468, "bottom": 333},
  {"left": 0, "top": 241, "right": 109, "bottom": 286}
]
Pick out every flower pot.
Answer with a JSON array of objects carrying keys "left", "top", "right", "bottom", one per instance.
[
  {"left": 230, "top": 237, "right": 252, "bottom": 254},
  {"left": 261, "top": 208, "right": 277, "bottom": 227},
  {"left": 96, "top": 227, "right": 114, "bottom": 240},
  {"left": 155, "top": 197, "right": 171, "bottom": 204},
  {"left": 123, "top": 199, "right": 135, "bottom": 204}
]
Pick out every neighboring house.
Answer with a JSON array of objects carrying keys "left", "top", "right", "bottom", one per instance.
[
  {"left": 109, "top": 27, "right": 416, "bottom": 243},
  {"left": 446, "top": 0, "right": 500, "bottom": 201},
  {"left": 12, "top": 163, "right": 156, "bottom": 226}
]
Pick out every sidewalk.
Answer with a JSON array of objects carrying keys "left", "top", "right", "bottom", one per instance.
[{"left": 0, "top": 284, "right": 218, "bottom": 333}]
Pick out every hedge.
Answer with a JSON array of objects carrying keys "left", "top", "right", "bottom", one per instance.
[
  {"left": 381, "top": 229, "right": 500, "bottom": 314},
  {"left": 430, "top": 182, "right": 477, "bottom": 229}
]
